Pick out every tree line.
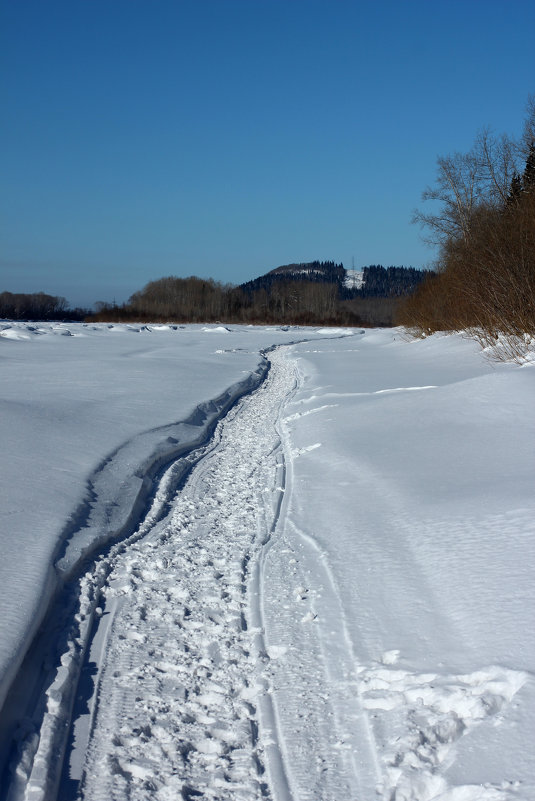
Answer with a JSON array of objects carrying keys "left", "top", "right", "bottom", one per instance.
[
  {"left": 0, "top": 269, "right": 423, "bottom": 328},
  {"left": 90, "top": 275, "right": 399, "bottom": 327},
  {"left": 0, "top": 291, "right": 86, "bottom": 321},
  {"left": 89, "top": 272, "right": 417, "bottom": 327},
  {"left": 398, "top": 97, "right": 535, "bottom": 360}
]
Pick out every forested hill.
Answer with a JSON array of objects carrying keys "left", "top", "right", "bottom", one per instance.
[
  {"left": 240, "top": 261, "right": 428, "bottom": 299},
  {"left": 240, "top": 261, "right": 345, "bottom": 293}
]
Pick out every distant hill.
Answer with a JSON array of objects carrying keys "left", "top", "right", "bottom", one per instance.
[
  {"left": 240, "top": 261, "right": 428, "bottom": 299},
  {"left": 240, "top": 261, "right": 345, "bottom": 294}
]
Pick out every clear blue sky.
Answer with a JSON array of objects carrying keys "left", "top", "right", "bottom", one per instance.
[{"left": 1, "top": 0, "right": 534, "bottom": 308}]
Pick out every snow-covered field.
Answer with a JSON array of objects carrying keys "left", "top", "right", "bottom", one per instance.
[{"left": 0, "top": 322, "right": 533, "bottom": 801}]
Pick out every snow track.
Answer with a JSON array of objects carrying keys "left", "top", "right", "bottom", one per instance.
[
  {"left": 56, "top": 341, "right": 382, "bottom": 801},
  {"left": 8, "top": 346, "right": 301, "bottom": 801},
  {"left": 38, "top": 349, "right": 286, "bottom": 800}
]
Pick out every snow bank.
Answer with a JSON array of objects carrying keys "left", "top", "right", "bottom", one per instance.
[
  {"left": 314, "top": 326, "right": 358, "bottom": 335},
  {"left": 267, "top": 329, "right": 535, "bottom": 799},
  {"left": 200, "top": 325, "right": 231, "bottom": 333}
]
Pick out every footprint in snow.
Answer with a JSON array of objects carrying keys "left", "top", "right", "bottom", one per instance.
[{"left": 358, "top": 659, "right": 527, "bottom": 800}]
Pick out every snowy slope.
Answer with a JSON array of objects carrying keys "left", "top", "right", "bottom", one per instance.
[{"left": 344, "top": 268, "right": 365, "bottom": 289}]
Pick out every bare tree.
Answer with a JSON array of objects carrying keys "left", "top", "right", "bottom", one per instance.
[
  {"left": 403, "top": 102, "right": 535, "bottom": 358},
  {"left": 413, "top": 128, "right": 522, "bottom": 249},
  {"left": 412, "top": 149, "right": 484, "bottom": 246},
  {"left": 475, "top": 128, "right": 518, "bottom": 207},
  {"left": 519, "top": 94, "right": 535, "bottom": 158}
]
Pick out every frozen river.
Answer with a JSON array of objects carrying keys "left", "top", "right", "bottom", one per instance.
[{"left": 0, "top": 323, "right": 534, "bottom": 800}]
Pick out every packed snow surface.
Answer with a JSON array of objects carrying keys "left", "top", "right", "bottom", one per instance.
[{"left": 0, "top": 323, "right": 533, "bottom": 801}]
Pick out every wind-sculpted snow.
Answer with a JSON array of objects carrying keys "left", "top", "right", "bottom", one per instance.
[{"left": 264, "top": 331, "right": 535, "bottom": 800}]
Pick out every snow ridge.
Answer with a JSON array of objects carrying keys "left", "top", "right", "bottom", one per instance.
[{"left": 56, "top": 363, "right": 269, "bottom": 578}]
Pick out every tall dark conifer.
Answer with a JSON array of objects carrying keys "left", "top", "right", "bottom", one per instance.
[
  {"left": 506, "top": 173, "right": 523, "bottom": 207},
  {"left": 522, "top": 141, "right": 535, "bottom": 192}
]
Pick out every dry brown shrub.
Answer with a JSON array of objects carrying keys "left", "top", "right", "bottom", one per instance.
[{"left": 399, "top": 192, "right": 535, "bottom": 360}]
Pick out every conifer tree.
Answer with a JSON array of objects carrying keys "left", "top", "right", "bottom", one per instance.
[
  {"left": 506, "top": 173, "right": 523, "bottom": 207},
  {"left": 522, "top": 141, "right": 535, "bottom": 192}
]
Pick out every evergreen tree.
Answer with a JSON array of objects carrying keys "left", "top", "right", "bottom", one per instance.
[
  {"left": 506, "top": 173, "right": 523, "bottom": 207},
  {"left": 522, "top": 141, "right": 535, "bottom": 193}
]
